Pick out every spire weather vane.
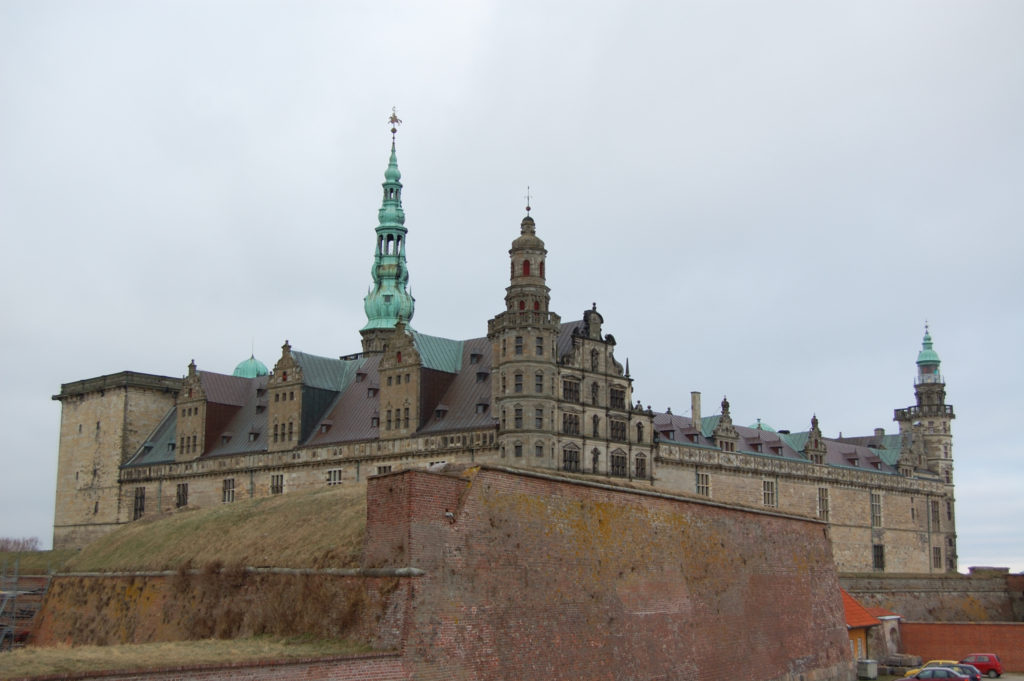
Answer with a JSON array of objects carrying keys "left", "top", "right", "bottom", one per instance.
[
  {"left": 389, "top": 107, "right": 402, "bottom": 139},
  {"left": 525, "top": 186, "right": 532, "bottom": 214}
]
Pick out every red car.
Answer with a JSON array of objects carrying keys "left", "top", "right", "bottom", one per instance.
[{"left": 960, "top": 654, "right": 1003, "bottom": 678}]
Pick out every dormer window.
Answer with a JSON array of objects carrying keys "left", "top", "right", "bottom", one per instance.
[
  {"left": 248, "top": 431, "right": 259, "bottom": 442},
  {"left": 356, "top": 372, "right": 366, "bottom": 382},
  {"left": 477, "top": 371, "right": 488, "bottom": 383},
  {"left": 470, "top": 353, "right": 482, "bottom": 364},
  {"left": 476, "top": 403, "right": 488, "bottom": 414},
  {"left": 221, "top": 434, "right": 231, "bottom": 445}
]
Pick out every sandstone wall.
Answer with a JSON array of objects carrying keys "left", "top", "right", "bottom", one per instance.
[{"left": 841, "top": 573, "right": 1020, "bottom": 622}]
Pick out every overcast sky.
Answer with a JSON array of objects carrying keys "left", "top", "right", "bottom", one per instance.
[{"left": 2, "top": 1, "right": 1022, "bottom": 571}]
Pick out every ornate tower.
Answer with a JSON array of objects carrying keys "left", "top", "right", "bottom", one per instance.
[
  {"left": 362, "top": 110, "right": 415, "bottom": 354},
  {"left": 894, "top": 325, "right": 956, "bottom": 571},
  {"left": 488, "top": 204, "right": 561, "bottom": 463}
]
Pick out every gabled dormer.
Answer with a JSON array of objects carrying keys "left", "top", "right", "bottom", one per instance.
[
  {"left": 805, "top": 415, "right": 827, "bottom": 465},
  {"left": 175, "top": 360, "right": 207, "bottom": 461},
  {"left": 268, "top": 340, "right": 303, "bottom": 452},
  {"left": 712, "top": 396, "right": 740, "bottom": 453}
]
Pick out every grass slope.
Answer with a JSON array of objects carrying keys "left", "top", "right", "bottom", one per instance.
[{"left": 65, "top": 484, "right": 367, "bottom": 573}]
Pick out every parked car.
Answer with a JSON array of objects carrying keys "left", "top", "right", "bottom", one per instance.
[
  {"left": 908, "top": 668, "right": 973, "bottom": 681},
  {"left": 906, "top": 661, "right": 961, "bottom": 678},
  {"left": 948, "top": 663, "right": 982, "bottom": 681},
  {"left": 960, "top": 654, "right": 1003, "bottom": 678}
]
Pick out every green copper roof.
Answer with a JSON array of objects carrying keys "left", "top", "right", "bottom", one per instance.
[
  {"left": 916, "top": 326, "right": 941, "bottom": 366},
  {"left": 411, "top": 331, "right": 464, "bottom": 373},
  {"left": 363, "top": 138, "right": 415, "bottom": 331},
  {"left": 232, "top": 355, "right": 269, "bottom": 378}
]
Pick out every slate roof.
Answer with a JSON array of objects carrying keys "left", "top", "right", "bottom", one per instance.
[
  {"left": 292, "top": 351, "right": 363, "bottom": 391},
  {"left": 306, "top": 354, "right": 382, "bottom": 446},
  {"left": 123, "top": 406, "right": 179, "bottom": 467},
  {"left": 418, "top": 336, "right": 494, "bottom": 433},
  {"left": 652, "top": 411, "right": 902, "bottom": 473},
  {"left": 200, "top": 371, "right": 253, "bottom": 406}
]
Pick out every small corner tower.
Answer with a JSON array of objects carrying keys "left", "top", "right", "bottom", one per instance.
[
  {"left": 894, "top": 325, "right": 955, "bottom": 478},
  {"left": 362, "top": 109, "right": 415, "bottom": 354},
  {"left": 894, "top": 324, "right": 957, "bottom": 572}
]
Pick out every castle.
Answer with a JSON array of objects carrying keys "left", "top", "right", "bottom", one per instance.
[{"left": 51, "top": 121, "right": 957, "bottom": 575}]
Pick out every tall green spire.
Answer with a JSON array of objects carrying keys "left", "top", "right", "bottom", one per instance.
[{"left": 363, "top": 109, "right": 415, "bottom": 331}]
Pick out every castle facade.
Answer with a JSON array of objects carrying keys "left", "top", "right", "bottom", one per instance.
[{"left": 52, "top": 127, "right": 956, "bottom": 574}]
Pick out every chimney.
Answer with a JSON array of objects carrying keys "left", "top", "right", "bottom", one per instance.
[
  {"left": 874, "top": 427, "right": 885, "bottom": 437},
  {"left": 691, "top": 391, "right": 701, "bottom": 427}
]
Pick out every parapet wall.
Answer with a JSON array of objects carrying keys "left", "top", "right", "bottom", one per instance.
[
  {"left": 367, "top": 466, "right": 855, "bottom": 681},
  {"left": 841, "top": 572, "right": 1024, "bottom": 622}
]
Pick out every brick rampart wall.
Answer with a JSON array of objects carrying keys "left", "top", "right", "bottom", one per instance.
[
  {"left": 901, "top": 622, "right": 1024, "bottom": 672},
  {"left": 368, "top": 466, "right": 855, "bottom": 681}
]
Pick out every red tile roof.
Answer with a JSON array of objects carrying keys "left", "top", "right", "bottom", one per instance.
[{"left": 842, "top": 589, "right": 881, "bottom": 629}]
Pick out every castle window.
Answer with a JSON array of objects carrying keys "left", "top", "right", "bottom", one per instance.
[
  {"left": 562, "top": 446, "right": 580, "bottom": 473},
  {"left": 562, "top": 379, "right": 580, "bottom": 403},
  {"left": 273, "top": 424, "right": 279, "bottom": 443},
  {"left": 539, "top": 261, "right": 544, "bottom": 278},
  {"left": 696, "top": 472, "right": 710, "bottom": 497},
  {"left": 537, "top": 443, "right": 545, "bottom": 458},
  {"left": 591, "top": 350, "right": 599, "bottom": 371},
  {"left": 636, "top": 423, "right": 644, "bottom": 443},
  {"left": 397, "top": 351, "right": 402, "bottom": 363},
  {"left": 275, "top": 394, "right": 279, "bottom": 402},
  {"left": 534, "top": 301, "right": 540, "bottom": 311},
  {"left": 535, "top": 408, "right": 544, "bottom": 429},
  {"left": 635, "top": 454, "right": 647, "bottom": 479},
  {"left": 810, "top": 451, "right": 824, "bottom": 465},
  {"left": 514, "top": 373, "right": 523, "bottom": 393},
  {"left": 386, "top": 410, "right": 392, "bottom": 430},
  {"left": 932, "top": 546, "right": 942, "bottom": 569},
  {"left": 387, "top": 376, "right": 393, "bottom": 386},
  {"left": 470, "top": 353, "right": 481, "bottom": 364},
  {"left": 611, "top": 452, "right": 627, "bottom": 477},
  {"left": 514, "top": 408, "right": 523, "bottom": 429},
  {"left": 871, "top": 493, "right": 882, "bottom": 527},
  {"left": 519, "top": 300, "right": 525, "bottom": 310},
  {"left": 326, "top": 469, "right": 343, "bottom": 486},
  {"left": 175, "top": 483, "right": 188, "bottom": 508},
  {"left": 191, "top": 434, "right": 197, "bottom": 452},
  {"left": 873, "top": 544, "right": 885, "bottom": 571},
  {"left": 133, "top": 487, "right": 145, "bottom": 520},
  {"left": 270, "top": 474, "right": 284, "bottom": 495},
  {"left": 376, "top": 465, "right": 392, "bottom": 475},
  {"left": 514, "top": 443, "right": 523, "bottom": 458},
  {"left": 476, "top": 371, "right": 488, "bottom": 383},
  {"left": 561, "top": 413, "right": 580, "bottom": 435},
  {"left": 289, "top": 391, "right": 294, "bottom": 401},
  {"left": 930, "top": 500, "right": 940, "bottom": 528},
  {"left": 591, "top": 383, "right": 599, "bottom": 405},
  {"left": 371, "top": 416, "right": 380, "bottom": 427},
  {"left": 817, "top": 488, "right": 830, "bottom": 521},
  {"left": 523, "top": 260, "right": 530, "bottom": 276},
  {"left": 403, "top": 407, "right": 409, "bottom": 428},
  {"left": 535, "top": 372, "right": 544, "bottom": 393},
  {"left": 476, "top": 403, "right": 488, "bottom": 414},
  {"left": 762, "top": 480, "right": 777, "bottom": 507},
  {"left": 222, "top": 478, "right": 235, "bottom": 503},
  {"left": 592, "top": 415, "right": 600, "bottom": 437},
  {"left": 610, "top": 420, "right": 626, "bottom": 442},
  {"left": 536, "top": 337, "right": 543, "bottom": 355},
  {"left": 946, "top": 501, "right": 953, "bottom": 521},
  {"left": 287, "top": 421, "right": 294, "bottom": 441},
  {"left": 515, "top": 336, "right": 523, "bottom": 355},
  {"left": 610, "top": 388, "right": 625, "bottom": 410}
]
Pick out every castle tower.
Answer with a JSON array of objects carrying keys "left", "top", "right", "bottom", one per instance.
[
  {"left": 894, "top": 325, "right": 956, "bottom": 571},
  {"left": 361, "top": 110, "right": 415, "bottom": 354},
  {"left": 488, "top": 206, "right": 561, "bottom": 463}
]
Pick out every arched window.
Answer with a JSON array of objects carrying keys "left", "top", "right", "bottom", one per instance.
[
  {"left": 519, "top": 300, "right": 525, "bottom": 310},
  {"left": 534, "top": 301, "right": 540, "bottom": 311},
  {"left": 591, "top": 350, "right": 599, "bottom": 371},
  {"left": 635, "top": 454, "right": 647, "bottom": 479},
  {"left": 562, "top": 445, "right": 580, "bottom": 473},
  {"left": 592, "top": 414, "right": 600, "bottom": 437},
  {"left": 523, "top": 260, "right": 531, "bottom": 276},
  {"left": 591, "top": 382, "right": 599, "bottom": 405},
  {"left": 636, "top": 422, "right": 644, "bottom": 443},
  {"left": 592, "top": 449, "right": 600, "bottom": 473},
  {"left": 540, "top": 261, "right": 545, "bottom": 278}
]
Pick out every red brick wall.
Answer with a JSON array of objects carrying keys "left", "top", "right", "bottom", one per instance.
[
  {"left": 901, "top": 622, "right": 1024, "bottom": 672},
  {"left": 368, "top": 466, "right": 855, "bottom": 681}
]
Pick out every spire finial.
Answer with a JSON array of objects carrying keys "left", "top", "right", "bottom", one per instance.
[
  {"left": 388, "top": 107, "right": 402, "bottom": 140},
  {"left": 525, "top": 186, "right": 532, "bottom": 215}
]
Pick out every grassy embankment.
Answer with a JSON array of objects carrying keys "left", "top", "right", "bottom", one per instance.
[{"left": 1, "top": 485, "right": 371, "bottom": 679}]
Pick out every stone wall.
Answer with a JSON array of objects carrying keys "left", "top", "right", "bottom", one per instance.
[
  {"left": 367, "top": 466, "right": 854, "bottom": 681},
  {"left": 841, "top": 572, "right": 1022, "bottom": 622}
]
